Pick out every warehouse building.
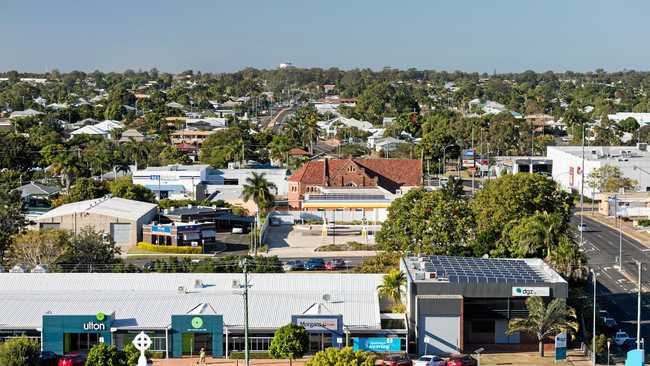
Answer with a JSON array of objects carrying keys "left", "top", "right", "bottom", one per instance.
[
  {"left": 401, "top": 255, "right": 568, "bottom": 355},
  {"left": 34, "top": 197, "right": 158, "bottom": 247},
  {"left": 0, "top": 273, "right": 406, "bottom": 358}
]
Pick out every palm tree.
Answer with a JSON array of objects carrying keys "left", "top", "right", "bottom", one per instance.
[
  {"left": 377, "top": 270, "right": 406, "bottom": 303},
  {"left": 507, "top": 296, "right": 578, "bottom": 357},
  {"left": 242, "top": 172, "right": 277, "bottom": 214}
]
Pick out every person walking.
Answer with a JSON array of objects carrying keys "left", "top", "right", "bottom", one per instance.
[{"left": 199, "top": 347, "right": 206, "bottom": 365}]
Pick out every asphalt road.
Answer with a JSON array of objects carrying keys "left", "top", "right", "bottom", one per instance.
[{"left": 572, "top": 214, "right": 650, "bottom": 350}]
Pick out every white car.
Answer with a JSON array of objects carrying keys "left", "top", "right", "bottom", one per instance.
[
  {"left": 413, "top": 355, "right": 446, "bottom": 366},
  {"left": 614, "top": 331, "right": 630, "bottom": 346},
  {"left": 577, "top": 223, "right": 589, "bottom": 232}
]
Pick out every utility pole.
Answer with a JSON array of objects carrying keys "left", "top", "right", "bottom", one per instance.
[
  {"left": 580, "top": 123, "right": 586, "bottom": 246},
  {"left": 241, "top": 258, "right": 250, "bottom": 366},
  {"left": 637, "top": 261, "right": 642, "bottom": 350},
  {"left": 591, "top": 269, "right": 598, "bottom": 366}
]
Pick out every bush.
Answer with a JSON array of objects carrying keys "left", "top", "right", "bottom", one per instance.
[
  {"left": 638, "top": 219, "right": 650, "bottom": 227},
  {"left": 136, "top": 242, "right": 202, "bottom": 254},
  {"left": 306, "top": 347, "right": 376, "bottom": 366},
  {"left": 0, "top": 337, "right": 40, "bottom": 366},
  {"left": 123, "top": 343, "right": 152, "bottom": 365},
  {"left": 229, "top": 351, "right": 272, "bottom": 359},
  {"left": 85, "top": 343, "right": 125, "bottom": 366},
  {"left": 355, "top": 252, "right": 400, "bottom": 273},
  {"left": 316, "top": 242, "right": 378, "bottom": 252},
  {"left": 269, "top": 324, "right": 309, "bottom": 359}
]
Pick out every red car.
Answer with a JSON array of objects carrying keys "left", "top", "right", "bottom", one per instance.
[
  {"left": 446, "top": 354, "right": 477, "bottom": 366},
  {"left": 58, "top": 354, "right": 85, "bottom": 366},
  {"left": 325, "top": 258, "right": 346, "bottom": 270},
  {"left": 381, "top": 354, "right": 412, "bottom": 366}
]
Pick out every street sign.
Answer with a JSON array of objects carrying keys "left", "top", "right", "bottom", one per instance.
[{"left": 555, "top": 332, "right": 567, "bottom": 360}]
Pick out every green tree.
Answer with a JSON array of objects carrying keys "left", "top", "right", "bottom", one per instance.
[
  {"left": 507, "top": 297, "right": 578, "bottom": 357},
  {"left": 377, "top": 269, "right": 406, "bottom": 303},
  {"left": 0, "top": 337, "right": 40, "bottom": 366},
  {"left": 199, "top": 127, "right": 245, "bottom": 168},
  {"left": 159, "top": 146, "right": 191, "bottom": 165},
  {"left": 306, "top": 347, "right": 376, "bottom": 366},
  {"left": 471, "top": 173, "right": 572, "bottom": 251},
  {"left": 63, "top": 177, "right": 108, "bottom": 204},
  {"left": 376, "top": 189, "right": 474, "bottom": 254},
  {"left": 269, "top": 324, "right": 309, "bottom": 359},
  {"left": 441, "top": 175, "right": 464, "bottom": 199},
  {"left": 58, "top": 227, "right": 121, "bottom": 272},
  {"left": 123, "top": 343, "right": 151, "bottom": 366},
  {"left": 0, "top": 188, "right": 26, "bottom": 261},
  {"left": 108, "top": 177, "right": 156, "bottom": 203},
  {"left": 617, "top": 117, "right": 640, "bottom": 133},
  {"left": 6, "top": 229, "right": 70, "bottom": 269},
  {"left": 586, "top": 165, "right": 637, "bottom": 193},
  {"left": 85, "top": 343, "right": 126, "bottom": 366},
  {"left": 268, "top": 135, "right": 291, "bottom": 166},
  {"left": 242, "top": 172, "right": 277, "bottom": 212}
]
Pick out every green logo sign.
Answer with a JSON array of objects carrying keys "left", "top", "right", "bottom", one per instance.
[
  {"left": 96, "top": 313, "right": 106, "bottom": 321},
  {"left": 515, "top": 288, "right": 522, "bottom": 294},
  {"left": 191, "top": 317, "right": 203, "bottom": 329}
]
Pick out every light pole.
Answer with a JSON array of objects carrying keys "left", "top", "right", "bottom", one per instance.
[
  {"left": 580, "top": 123, "right": 586, "bottom": 247},
  {"left": 636, "top": 261, "right": 642, "bottom": 350},
  {"left": 233, "top": 258, "right": 251, "bottom": 366},
  {"left": 590, "top": 268, "right": 598, "bottom": 366}
]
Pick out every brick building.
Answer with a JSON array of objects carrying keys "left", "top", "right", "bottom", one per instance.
[{"left": 287, "top": 158, "right": 422, "bottom": 210}]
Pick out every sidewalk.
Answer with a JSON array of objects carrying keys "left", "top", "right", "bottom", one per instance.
[
  {"left": 576, "top": 211, "right": 650, "bottom": 249},
  {"left": 153, "top": 358, "right": 307, "bottom": 366}
]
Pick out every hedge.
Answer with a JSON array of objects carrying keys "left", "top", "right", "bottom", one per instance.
[
  {"left": 229, "top": 351, "right": 273, "bottom": 359},
  {"left": 136, "top": 242, "right": 202, "bottom": 254}
]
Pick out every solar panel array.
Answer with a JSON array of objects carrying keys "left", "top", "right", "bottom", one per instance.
[{"left": 422, "top": 255, "right": 546, "bottom": 284}]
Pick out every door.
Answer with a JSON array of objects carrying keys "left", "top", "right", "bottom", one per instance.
[
  {"left": 419, "top": 315, "right": 460, "bottom": 355},
  {"left": 110, "top": 223, "right": 132, "bottom": 246},
  {"left": 182, "top": 333, "right": 194, "bottom": 356}
]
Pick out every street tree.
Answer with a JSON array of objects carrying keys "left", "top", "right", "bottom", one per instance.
[
  {"left": 242, "top": 172, "right": 277, "bottom": 213},
  {"left": 0, "top": 188, "right": 26, "bottom": 262},
  {"left": 58, "top": 227, "right": 121, "bottom": 272},
  {"left": 377, "top": 269, "right": 406, "bottom": 303},
  {"left": 6, "top": 229, "right": 70, "bottom": 269},
  {"left": 0, "top": 337, "right": 40, "bottom": 366},
  {"left": 108, "top": 177, "right": 156, "bottom": 203},
  {"left": 507, "top": 296, "right": 578, "bottom": 357},
  {"left": 586, "top": 165, "right": 636, "bottom": 193},
  {"left": 268, "top": 324, "right": 309, "bottom": 359},
  {"left": 306, "top": 347, "right": 376, "bottom": 366}
]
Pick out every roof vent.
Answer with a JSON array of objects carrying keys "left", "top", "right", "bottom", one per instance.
[
  {"left": 177, "top": 286, "right": 186, "bottom": 294},
  {"left": 194, "top": 279, "right": 204, "bottom": 289},
  {"left": 322, "top": 294, "right": 331, "bottom": 302}
]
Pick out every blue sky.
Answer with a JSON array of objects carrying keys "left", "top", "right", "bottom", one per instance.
[{"left": 2, "top": 0, "right": 649, "bottom": 73}]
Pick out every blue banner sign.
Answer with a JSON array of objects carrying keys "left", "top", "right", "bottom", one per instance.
[
  {"left": 462, "top": 149, "right": 476, "bottom": 158},
  {"left": 353, "top": 337, "right": 400, "bottom": 352},
  {"left": 151, "top": 225, "right": 172, "bottom": 233}
]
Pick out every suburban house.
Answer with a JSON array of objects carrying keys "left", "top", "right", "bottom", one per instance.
[
  {"left": 118, "top": 129, "right": 146, "bottom": 143},
  {"left": 608, "top": 112, "right": 650, "bottom": 126},
  {"left": 9, "top": 109, "right": 44, "bottom": 119},
  {"left": 34, "top": 197, "right": 158, "bottom": 247},
  {"left": 597, "top": 192, "right": 650, "bottom": 219},
  {"left": 287, "top": 158, "right": 422, "bottom": 220},
  {"left": 317, "top": 116, "right": 374, "bottom": 137},
  {"left": 13, "top": 181, "right": 60, "bottom": 219},
  {"left": 170, "top": 129, "right": 214, "bottom": 146},
  {"left": 70, "top": 120, "right": 123, "bottom": 139}
]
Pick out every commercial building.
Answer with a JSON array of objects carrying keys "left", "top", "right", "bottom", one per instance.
[
  {"left": 547, "top": 144, "right": 650, "bottom": 197},
  {"left": 402, "top": 255, "right": 567, "bottom": 355},
  {"left": 133, "top": 165, "right": 209, "bottom": 200},
  {"left": 0, "top": 272, "right": 403, "bottom": 358},
  {"left": 34, "top": 197, "right": 158, "bottom": 247},
  {"left": 288, "top": 158, "right": 422, "bottom": 212}
]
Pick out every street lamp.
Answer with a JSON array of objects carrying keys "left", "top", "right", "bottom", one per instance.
[
  {"left": 440, "top": 144, "right": 456, "bottom": 177},
  {"left": 590, "top": 269, "right": 598, "bottom": 366}
]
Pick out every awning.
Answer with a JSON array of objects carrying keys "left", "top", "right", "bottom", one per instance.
[
  {"left": 183, "top": 232, "right": 200, "bottom": 241},
  {"left": 201, "top": 230, "right": 216, "bottom": 238}
]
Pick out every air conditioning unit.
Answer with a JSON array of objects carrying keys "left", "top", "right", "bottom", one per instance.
[
  {"left": 194, "top": 279, "right": 203, "bottom": 289},
  {"left": 414, "top": 271, "right": 425, "bottom": 280},
  {"left": 177, "top": 286, "right": 186, "bottom": 294}
]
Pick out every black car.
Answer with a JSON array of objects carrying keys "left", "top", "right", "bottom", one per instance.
[
  {"left": 39, "top": 351, "right": 59, "bottom": 366},
  {"left": 304, "top": 258, "right": 326, "bottom": 271}
]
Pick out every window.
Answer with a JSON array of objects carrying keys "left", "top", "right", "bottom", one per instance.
[{"left": 472, "top": 320, "right": 494, "bottom": 333}]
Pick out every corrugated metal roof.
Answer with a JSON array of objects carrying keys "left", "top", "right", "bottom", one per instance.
[
  {"left": 0, "top": 273, "right": 382, "bottom": 331},
  {"left": 36, "top": 197, "right": 157, "bottom": 222}
]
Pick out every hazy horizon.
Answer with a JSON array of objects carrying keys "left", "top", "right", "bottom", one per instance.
[{"left": 3, "top": 0, "right": 650, "bottom": 74}]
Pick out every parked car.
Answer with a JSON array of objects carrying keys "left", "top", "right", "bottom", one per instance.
[
  {"left": 381, "top": 354, "right": 412, "bottom": 366},
  {"left": 58, "top": 354, "right": 84, "bottom": 366},
  {"left": 602, "top": 317, "right": 618, "bottom": 328},
  {"left": 446, "top": 354, "right": 477, "bottom": 366},
  {"left": 414, "top": 355, "right": 446, "bottom": 366},
  {"left": 304, "top": 258, "right": 326, "bottom": 271},
  {"left": 282, "top": 260, "right": 304, "bottom": 271},
  {"left": 614, "top": 331, "right": 631, "bottom": 346},
  {"left": 40, "top": 351, "right": 59, "bottom": 366},
  {"left": 325, "top": 258, "right": 346, "bottom": 270}
]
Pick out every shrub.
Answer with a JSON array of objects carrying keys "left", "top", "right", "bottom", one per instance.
[
  {"left": 269, "top": 324, "right": 309, "bottom": 359},
  {"left": 637, "top": 219, "right": 650, "bottom": 227},
  {"left": 355, "top": 252, "right": 400, "bottom": 273},
  {"left": 306, "top": 347, "right": 376, "bottom": 366},
  {"left": 229, "top": 351, "right": 272, "bottom": 359},
  {"left": 0, "top": 337, "right": 40, "bottom": 366},
  {"left": 85, "top": 343, "right": 125, "bottom": 366},
  {"left": 136, "top": 242, "right": 202, "bottom": 254},
  {"left": 123, "top": 343, "right": 152, "bottom": 365}
]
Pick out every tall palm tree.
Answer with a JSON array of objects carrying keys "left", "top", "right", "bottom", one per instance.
[
  {"left": 242, "top": 172, "right": 277, "bottom": 214},
  {"left": 377, "top": 270, "right": 406, "bottom": 303},
  {"left": 507, "top": 296, "right": 578, "bottom": 357}
]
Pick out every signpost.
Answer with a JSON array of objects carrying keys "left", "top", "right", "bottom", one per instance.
[
  {"left": 353, "top": 337, "right": 401, "bottom": 352},
  {"left": 555, "top": 332, "right": 567, "bottom": 361}
]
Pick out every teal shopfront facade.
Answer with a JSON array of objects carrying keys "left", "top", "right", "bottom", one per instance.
[
  {"left": 42, "top": 313, "right": 113, "bottom": 355},
  {"left": 170, "top": 315, "right": 223, "bottom": 358},
  {"left": 41, "top": 313, "right": 223, "bottom": 358}
]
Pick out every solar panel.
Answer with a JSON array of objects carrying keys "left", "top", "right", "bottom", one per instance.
[{"left": 421, "top": 255, "right": 545, "bottom": 284}]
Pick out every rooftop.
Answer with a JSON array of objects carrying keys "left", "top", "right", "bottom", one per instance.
[
  {"left": 0, "top": 273, "right": 383, "bottom": 330},
  {"left": 139, "top": 164, "right": 210, "bottom": 173},
  {"left": 402, "top": 255, "right": 566, "bottom": 284},
  {"left": 548, "top": 145, "right": 650, "bottom": 162},
  {"left": 36, "top": 197, "right": 157, "bottom": 222}
]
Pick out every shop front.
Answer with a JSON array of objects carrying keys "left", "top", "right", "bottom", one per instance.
[
  {"left": 291, "top": 315, "right": 343, "bottom": 353},
  {"left": 170, "top": 315, "right": 223, "bottom": 358},
  {"left": 42, "top": 313, "right": 113, "bottom": 356}
]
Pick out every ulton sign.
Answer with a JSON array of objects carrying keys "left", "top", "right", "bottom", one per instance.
[{"left": 512, "top": 287, "right": 550, "bottom": 297}]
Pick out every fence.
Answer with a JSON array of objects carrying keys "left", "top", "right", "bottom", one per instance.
[{"left": 269, "top": 209, "right": 387, "bottom": 224}]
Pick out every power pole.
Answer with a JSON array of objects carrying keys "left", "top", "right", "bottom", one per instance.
[
  {"left": 637, "top": 261, "right": 642, "bottom": 350},
  {"left": 242, "top": 258, "right": 250, "bottom": 366},
  {"left": 580, "top": 123, "right": 586, "bottom": 246}
]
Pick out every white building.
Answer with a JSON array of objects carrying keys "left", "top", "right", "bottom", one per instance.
[
  {"left": 132, "top": 165, "right": 209, "bottom": 200},
  {"left": 9, "top": 109, "right": 44, "bottom": 119},
  {"left": 317, "top": 116, "right": 374, "bottom": 137},
  {"left": 547, "top": 144, "right": 650, "bottom": 197},
  {"left": 70, "top": 120, "right": 123, "bottom": 139},
  {"left": 607, "top": 112, "right": 650, "bottom": 126}
]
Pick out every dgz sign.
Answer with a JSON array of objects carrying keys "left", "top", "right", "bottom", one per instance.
[{"left": 512, "top": 287, "right": 550, "bottom": 297}]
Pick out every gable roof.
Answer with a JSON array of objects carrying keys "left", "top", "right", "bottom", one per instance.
[
  {"left": 289, "top": 158, "right": 422, "bottom": 192},
  {"left": 36, "top": 197, "right": 157, "bottom": 222},
  {"left": 14, "top": 182, "right": 60, "bottom": 198}
]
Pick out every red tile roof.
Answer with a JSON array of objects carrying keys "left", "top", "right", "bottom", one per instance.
[
  {"left": 288, "top": 158, "right": 422, "bottom": 192},
  {"left": 288, "top": 148, "right": 310, "bottom": 156}
]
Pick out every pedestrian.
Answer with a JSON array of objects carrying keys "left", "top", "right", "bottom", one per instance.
[{"left": 199, "top": 347, "right": 206, "bottom": 365}]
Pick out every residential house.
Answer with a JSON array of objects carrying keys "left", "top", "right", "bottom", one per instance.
[
  {"left": 118, "top": 129, "right": 146, "bottom": 143},
  {"left": 9, "top": 109, "right": 44, "bottom": 119},
  {"left": 13, "top": 182, "right": 60, "bottom": 220},
  {"left": 607, "top": 112, "right": 650, "bottom": 126},
  {"left": 597, "top": 192, "right": 650, "bottom": 219},
  {"left": 70, "top": 120, "right": 123, "bottom": 139},
  {"left": 170, "top": 129, "right": 214, "bottom": 146},
  {"left": 317, "top": 116, "right": 375, "bottom": 137}
]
